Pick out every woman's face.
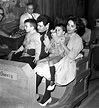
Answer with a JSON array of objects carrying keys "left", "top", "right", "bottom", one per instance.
[{"left": 67, "top": 20, "right": 76, "bottom": 34}]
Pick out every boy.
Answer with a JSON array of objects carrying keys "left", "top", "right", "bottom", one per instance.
[{"left": 11, "top": 19, "right": 41, "bottom": 69}]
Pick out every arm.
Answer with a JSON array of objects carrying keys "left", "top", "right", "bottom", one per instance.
[
  {"left": 34, "top": 33, "right": 41, "bottom": 62},
  {"left": 15, "top": 45, "right": 24, "bottom": 54},
  {"left": 67, "top": 37, "right": 83, "bottom": 60},
  {"left": 19, "top": 15, "right": 25, "bottom": 30}
]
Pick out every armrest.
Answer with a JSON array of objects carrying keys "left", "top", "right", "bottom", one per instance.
[{"left": 76, "top": 56, "right": 89, "bottom": 67}]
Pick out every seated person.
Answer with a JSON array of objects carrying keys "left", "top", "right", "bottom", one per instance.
[
  {"left": 12, "top": 3, "right": 40, "bottom": 38},
  {"left": 34, "top": 16, "right": 84, "bottom": 106},
  {"left": 11, "top": 18, "right": 41, "bottom": 69},
  {"left": 81, "top": 18, "right": 91, "bottom": 47},
  {"left": 19, "top": 2, "right": 40, "bottom": 30},
  {"left": 36, "top": 14, "right": 52, "bottom": 60},
  {"left": 0, "top": 7, "right": 10, "bottom": 38},
  {"left": 38, "top": 23, "right": 66, "bottom": 91}
]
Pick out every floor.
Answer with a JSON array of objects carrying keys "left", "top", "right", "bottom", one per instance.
[{"left": 77, "top": 78, "right": 99, "bottom": 108}]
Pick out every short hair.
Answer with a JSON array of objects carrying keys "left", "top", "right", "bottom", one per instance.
[
  {"left": 66, "top": 15, "right": 85, "bottom": 37},
  {"left": 37, "top": 14, "right": 51, "bottom": 26},
  {"left": 26, "top": 2, "right": 34, "bottom": 7},
  {"left": 24, "top": 19, "right": 37, "bottom": 29},
  {"left": 55, "top": 23, "right": 66, "bottom": 32}
]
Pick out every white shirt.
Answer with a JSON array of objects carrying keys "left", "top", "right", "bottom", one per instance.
[
  {"left": 19, "top": 12, "right": 40, "bottom": 30},
  {"left": 22, "top": 31, "right": 41, "bottom": 60}
]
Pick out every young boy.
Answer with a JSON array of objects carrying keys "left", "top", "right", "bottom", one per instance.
[
  {"left": 11, "top": 19, "right": 41, "bottom": 69},
  {"left": 41, "top": 23, "right": 67, "bottom": 91}
]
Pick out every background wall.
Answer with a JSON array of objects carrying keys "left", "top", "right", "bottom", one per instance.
[
  {"left": 1, "top": 0, "right": 98, "bottom": 30},
  {"left": 88, "top": 0, "right": 99, "bottom": 29}
]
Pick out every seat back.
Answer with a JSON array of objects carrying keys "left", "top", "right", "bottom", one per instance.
[{"left": 0, "top": 59, "right": 36, "bottom": 108}]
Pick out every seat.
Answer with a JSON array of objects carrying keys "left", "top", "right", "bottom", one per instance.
[
  {"left": 88, "top": 27, "right": 99, "bottom": 80},
  {"left": 0, "top": 47, "right": 90, "bottom": 108},
  {"left": 38, "top": 48, "right": 90, "bottom": 108},
  {"left": 90, "top": 44, "right": 99, "bottom": 79}
]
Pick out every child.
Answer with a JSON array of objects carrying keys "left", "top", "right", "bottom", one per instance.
[
  {"left": 42, "top": 23, "right": 67, "bottom": 91},
  {"left": 11, "top": 18, "right": 41, "bottom": 69}
]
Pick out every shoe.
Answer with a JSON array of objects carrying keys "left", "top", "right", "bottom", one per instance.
[
  {"left": 36, "top": 94, "right": 40, "bottom": 101},
  {"left": 47, "top": 81, "right": 55, "bottom": 91},
  {"left": 39, "top": 97, "right": 52, "bottom": 106}
]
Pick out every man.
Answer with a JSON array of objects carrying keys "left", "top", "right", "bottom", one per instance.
[
  {"left": 81, "top": 18, "right": 91, "bottom": 47},
  {"left": 19, "top": 3, "right": 40, "bottom": 30},
  {"left": 35, "top": 14, "right": 52, "bottom": 100},
  {"left": 37, "top": 14, "right": 51, "bottom": 60}
]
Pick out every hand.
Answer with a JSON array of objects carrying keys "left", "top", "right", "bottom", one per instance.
[
  {"left": 7, "top": 50, "right": 16, "bottom": 60},
  {"left": 33, "top": 57, "right": 39, "bottom": 64},
  {"left": 37, "top": 58, "right": 47, "bottom": 64},
  {"left": 43, "top": 34, "right": 50, "bottom": 48}
]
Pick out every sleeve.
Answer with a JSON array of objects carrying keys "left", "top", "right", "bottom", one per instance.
[
  {"left": 68, "top": 37, "right": 83, "bottom": 60},
  {"left": 82, "top": 28, "right": 91, "bottom": 43},
  {"left": 34, "top": 33, "right": 41, "bottom": 60},
  {"left": 19, "top": 15, "right": 25, "bottom": 30}
]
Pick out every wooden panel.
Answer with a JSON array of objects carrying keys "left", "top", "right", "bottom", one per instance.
[{"left": 0, "top": 59, "right": 36, "bottom": 108}]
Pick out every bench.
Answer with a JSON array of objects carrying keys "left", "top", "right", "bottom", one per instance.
[{"left": 0, "top": 48, "right": 90, "bottom": 108}]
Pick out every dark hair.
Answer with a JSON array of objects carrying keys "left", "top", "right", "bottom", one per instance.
[
  {"left": 55, "top": 23, "right": 66, "bottom": 32},
  {"left": 26, "top": 2, "right": 34, "bottom": 7},
  {"left": 24, "top": 19, "right": 37, "bottom": 29},
  {"left": 37, "top": 14, "right": 51, "bottom": 26},
  {"left": 66, "top": 15, "right": 85, "bottom": 37}
]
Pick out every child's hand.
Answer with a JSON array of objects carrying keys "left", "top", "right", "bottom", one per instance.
[
  {"left": 60, "top": 37, "right": 65, "bottom": 46},
  {"left": 43, "top": 34, "right": 50, "bottom": 48}
]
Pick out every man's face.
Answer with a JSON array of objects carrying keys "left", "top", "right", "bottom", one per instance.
[
  {"left": 0, "top": 9, "right": 4, "bottom": 21},
  {"left": 27, "top": 5, "right": 34, "bottom": 14},
  {"left": 37, "top": 21, "right": 47, "bottom": 33}
]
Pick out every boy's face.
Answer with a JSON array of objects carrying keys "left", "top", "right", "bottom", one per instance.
[
  {"left": 37, "top": 21, "right": 47, "bottom": 33},
  {"left": 24, "top": 22, "right": 33, "bottom": 33},
  {"left": 54, "top": 26, "right": 65, "bottom": 37}
]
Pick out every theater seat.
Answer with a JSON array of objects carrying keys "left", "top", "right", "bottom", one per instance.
[
  {"left": 0, "top": 48, "right": 90, "bottom": 108},
  {"left": 90, "top": 44, "right": 99, "bottom": 79},
  {"left": 38, "top": 49, "right": 90, "bottom": 108}
]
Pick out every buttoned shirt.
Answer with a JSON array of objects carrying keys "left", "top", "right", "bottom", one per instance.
[{"left": 22, "top": 31, "right": 41, "bottom": 60}]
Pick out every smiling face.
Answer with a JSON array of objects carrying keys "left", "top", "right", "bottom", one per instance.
[
  {"left": 54, "top": 26, "right": 65, "bottom": 37},
  {"left": 67, "top": 20, "right": 77, "bottom": 34}
]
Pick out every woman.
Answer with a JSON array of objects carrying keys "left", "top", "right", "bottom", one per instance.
[{"left": 34, "top": 16, "right": 85, "bottom": 106}]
